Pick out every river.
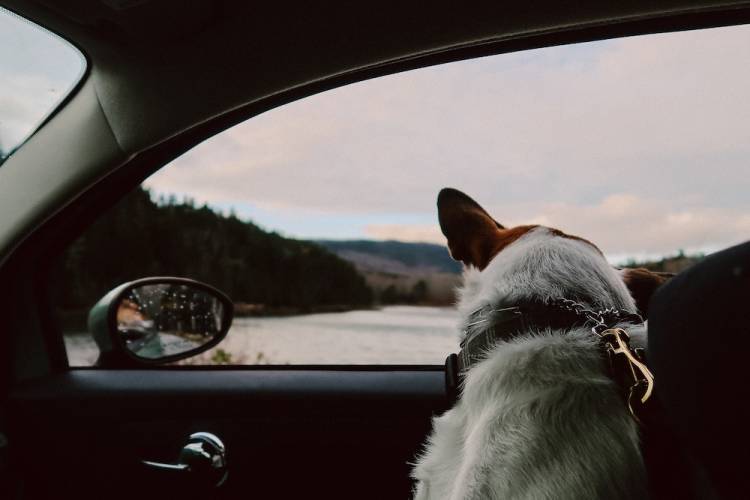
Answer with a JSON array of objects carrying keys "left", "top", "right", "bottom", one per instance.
[{"left": 64, "top": 305, "right": 461, "bottom": 366}]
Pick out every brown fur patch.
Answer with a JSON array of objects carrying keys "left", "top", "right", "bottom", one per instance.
[
  {"left": 478, "top": 225, "right": 538, "bottom": 270},
  {"left": 621, "top": 267, "right": 674, "bottom": 317},
  {"left": 438, "top": 188, "right": 504, "bottom": 269},
  {"left": 438, "top": 187, "right": 602, "bottom": 270},
  {"left": 546, "top": 227, "right": 603, "bottom": 256},
  {"left": 476, "top": 226, "right": 602, "bottom": 270}
]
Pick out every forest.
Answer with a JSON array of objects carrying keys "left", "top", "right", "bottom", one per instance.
[{"left": 52, "top": 187, "right": 373, "bottom": 315}]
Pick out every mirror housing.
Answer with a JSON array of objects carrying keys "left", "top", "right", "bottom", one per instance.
[{"left": 88, "top": 277, "right": 233, "bottom": 367}]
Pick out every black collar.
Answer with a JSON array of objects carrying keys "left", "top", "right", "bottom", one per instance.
[
  {"left": 445, "top": 298, "right": 652, "bottom": 425},
  {"left": 455, "top": 298, "right": 643, "bottom": 374}
]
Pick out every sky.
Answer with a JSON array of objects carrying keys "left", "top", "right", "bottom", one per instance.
[
  {"left": 2, "top": 8, "right": 749, "bottom": 263},
  {"left": 0, "top": 7, "right": 85, "bottom": 154}
]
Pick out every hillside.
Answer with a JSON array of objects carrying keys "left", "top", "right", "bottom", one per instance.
[
  {"left": 52, "top": 187, "right": 373, "bottom": 316},
  {"left": 318, "top": 239, "right": 462, "bottom": 305},
  {"left": 621, "top": 251, "right": 702, "bottom": 274},
  {"left": 318, "top": 239, "right": 707, "bottom": 306},
  {"left": 318, "top": 240, "right": 461, "bottom": 274}
]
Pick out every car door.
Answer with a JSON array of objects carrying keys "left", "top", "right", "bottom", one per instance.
[{"left": 7, "top": 368, "right": 447, "bottom": 499}]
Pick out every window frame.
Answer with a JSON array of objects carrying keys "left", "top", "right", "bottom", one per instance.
[{"left": 25, "top": 8, "right": 750, "bottom": 371}]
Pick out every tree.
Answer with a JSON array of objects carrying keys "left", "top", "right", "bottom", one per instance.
[
  {"left": 380, "top": 285, "right": 400, "bottom": 304},
  {"left": 411, "top": 280, "right": 428, "bottom": 303}
]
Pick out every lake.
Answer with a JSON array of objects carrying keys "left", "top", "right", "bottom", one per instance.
[{"left": 65, "top": 305, "right": 462, "bottom": 366}]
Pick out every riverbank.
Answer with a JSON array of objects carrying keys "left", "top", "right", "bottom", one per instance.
[
  {"left": 233, "top": 303, "right": 373, "bottom": 317},
  {"left": 65, "top": 305, "right": 461, "bottom": 366},
  {"left": 57, "top": 301, "right": 454, "bottom": 331},
  {"left": 56, "top": 304, "right": 371, "bottom": 330}
]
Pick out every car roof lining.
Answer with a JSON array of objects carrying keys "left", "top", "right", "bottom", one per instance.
[{"left": 4, "top": 0, "right": 750, "bottom": 156}]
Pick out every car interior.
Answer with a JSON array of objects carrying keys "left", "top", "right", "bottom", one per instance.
[{"left": 1, "top": 1, "right": 749, "bottom": 499}]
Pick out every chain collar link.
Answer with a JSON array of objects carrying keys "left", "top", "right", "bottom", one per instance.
[
  {"left": 547, "top": 297, "right": 644, "bottom": 336},
  {"left": 547, "top": 298, "right": 654, "bottom": 424}
]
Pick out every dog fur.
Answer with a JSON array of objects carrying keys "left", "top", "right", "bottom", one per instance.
[{"left": 412, "top": 191, "right": 654, "bottom": 499}]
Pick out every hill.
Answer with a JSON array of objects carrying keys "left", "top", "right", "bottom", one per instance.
[
  {"left": 53, "top": 187, "right": 373, "bottom": 317},
  {"left": 318, "top": 240, "right": 708, "bottom": 306},
  {"left": 318, "top": 239, "right": 461, "bottom": 305},
  {"left": 620, "top": 251, "right": 703, "bottom": 274},
  {"left": 318, "top": 240, "right": 461, "bottom": 274}
]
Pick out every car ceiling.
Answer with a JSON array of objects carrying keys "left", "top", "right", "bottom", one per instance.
[
  {"left": 1, "top": 0, "right": 750, "bottom": 270},
  {"left": 5, "top": 0, "right": 750, "bottom": 156}
]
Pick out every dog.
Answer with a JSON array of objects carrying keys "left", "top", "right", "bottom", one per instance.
[{"left": 412, "top": 188, "right": 668, "bottom": 499}]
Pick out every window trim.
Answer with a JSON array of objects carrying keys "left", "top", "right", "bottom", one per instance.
[{"left": 21, "top": 7, "right": 750, "bottom": 371}]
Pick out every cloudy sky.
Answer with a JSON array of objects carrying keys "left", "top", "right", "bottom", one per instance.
[
  {"left": 2, "top": 7, "right": 748, "bottom": 263},
  {"left": 0, "top": 7, "right": 84, "bottom": 154},
  {"left": 148, "top": 24, "right": 749, "bottom": 262}
]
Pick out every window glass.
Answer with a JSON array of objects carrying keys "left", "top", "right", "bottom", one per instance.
[
  {"left": 0, "top": 7, "right": 86, "bottom": 165},
  {"left": 57, "top": 24, "right": 750, "bottom": 366}
]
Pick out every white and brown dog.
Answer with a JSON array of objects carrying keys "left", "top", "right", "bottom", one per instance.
[{"left": 412, "top": 188, "right": 669, "bottom": 500}]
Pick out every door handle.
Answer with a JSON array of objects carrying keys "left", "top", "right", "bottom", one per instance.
[{"left": 142, "top": 432, "right": 228, "bottom": 487}]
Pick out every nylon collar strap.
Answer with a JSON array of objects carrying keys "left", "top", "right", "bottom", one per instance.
[
  {"left": 447, "top": 299, "right": 652, "bottom": 424},
  {"left": 456, "top": 301, "right": 591, "bottom": 374}
]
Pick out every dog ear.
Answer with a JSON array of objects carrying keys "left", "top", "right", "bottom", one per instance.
[
  {"left": 437, "top": 188, "right": 504, "bottom": 269},
  {"left": 621, "top": 268, "right": 675, "bottom": 318}
]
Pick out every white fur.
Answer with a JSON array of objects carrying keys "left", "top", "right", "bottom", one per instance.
[{"left": 412, "top": 227, "right": 648, "bottom": 499}]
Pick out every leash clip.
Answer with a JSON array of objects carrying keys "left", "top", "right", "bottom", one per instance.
[{"left": 599, "top": 327, "right": 655, "bottom": 424}]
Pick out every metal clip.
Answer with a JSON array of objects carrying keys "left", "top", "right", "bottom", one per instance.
[{"left": 599, "top": 328, "right": 655, "bottom": 423}]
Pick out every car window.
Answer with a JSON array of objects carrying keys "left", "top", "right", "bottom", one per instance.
[
  {"left": 54, "top": 24, "right": 750, "bottom": 366},
  {"left": 0, "top": 6, "right": 86, "bottom": 165}
]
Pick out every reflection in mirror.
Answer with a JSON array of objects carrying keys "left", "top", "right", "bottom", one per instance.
[{"left": 117, "top": 284, "right": 226, "bottom": 360}]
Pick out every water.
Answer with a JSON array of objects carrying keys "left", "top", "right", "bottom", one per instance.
[{"left": 65, "top": 305, "right": 461, "bottom": 366}]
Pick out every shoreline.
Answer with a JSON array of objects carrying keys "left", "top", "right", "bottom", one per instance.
[
  {"left": 232, "top": 303, "right": 373, "bottom": 317},
  {"left": 58, "top": 302, "right": 455, "bottom": 329},
  {"left": 233, "top": 302, "right": 454, "bottom": 317}
]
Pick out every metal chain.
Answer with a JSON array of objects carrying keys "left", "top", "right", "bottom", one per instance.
[
  {"left": 550, "top": 297, "right": 653, "bottom": 423},
  {"left": 548, "top": 297, "right": 643, "bottom": 336}
]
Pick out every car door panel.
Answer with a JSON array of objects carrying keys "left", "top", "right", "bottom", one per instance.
[{"left": 8, "top": 369, "right": 448, "bottom": 499}]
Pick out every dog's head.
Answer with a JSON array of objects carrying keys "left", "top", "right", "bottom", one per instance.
[{"left": 437, "top": 187, "right": 670, "bottom": 317}]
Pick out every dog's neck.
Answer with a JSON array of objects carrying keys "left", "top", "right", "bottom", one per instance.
[{"left": 455, "top": 227, "right": 637, "bottom": 338}]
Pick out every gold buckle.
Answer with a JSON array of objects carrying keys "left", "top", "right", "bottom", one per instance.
[{"left": 599, "top": 328, "right": 655, "bottom": 423}]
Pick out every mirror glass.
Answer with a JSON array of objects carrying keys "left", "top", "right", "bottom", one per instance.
[{"left": 116, "top": 283, "right": 227, "bottom": 360}]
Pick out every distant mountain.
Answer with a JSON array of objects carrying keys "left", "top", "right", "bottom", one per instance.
[
  {"left": 317, "top": 240, "right": 461, "bottom": 275},
  {"left": 317, "top": 240, "right": 462, "bottom": 306},
  {"left": 621, "top": 251, "right": 703, "bottom": 274}
]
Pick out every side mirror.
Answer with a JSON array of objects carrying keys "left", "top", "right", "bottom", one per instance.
[{"left": 88, "top": 277, "right": 233, "bottom": 367}]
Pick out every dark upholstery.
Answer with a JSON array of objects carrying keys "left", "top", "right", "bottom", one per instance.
[{"left": 649, "top": 241, "right": 750, "bottom": 499}]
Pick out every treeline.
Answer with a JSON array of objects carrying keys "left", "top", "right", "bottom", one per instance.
[
  {"left": 620, "top": 250, "right": 703, "bottom": 274},
  {"left": 380, "top": 280, "right": 429, "bottom": 305},
  {"left": 53, "top": 187, "right": 373, "bottom": 312},
  {"left": 319, "top": 240, "right": 462, "bottom": 273}
]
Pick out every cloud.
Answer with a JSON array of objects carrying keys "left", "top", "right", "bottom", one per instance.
[
  {"left": 521, "top": 195, "right": 750, "bottom": 257},
  {"left": 364, "top": 224, "right": 444, "bottom": 244},
  {"left": 145, "top": 24, "right": 750, "bottom": 257}
]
